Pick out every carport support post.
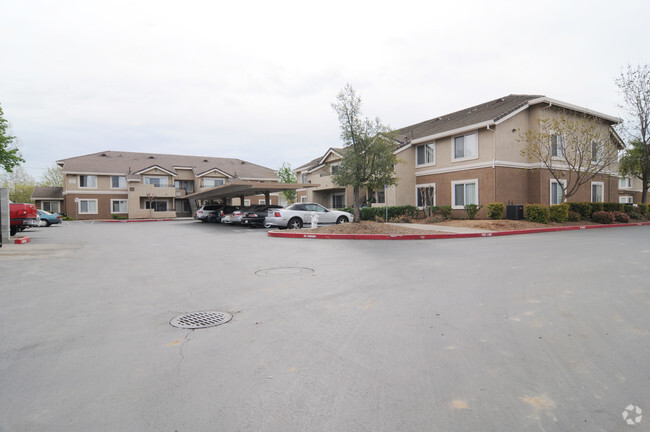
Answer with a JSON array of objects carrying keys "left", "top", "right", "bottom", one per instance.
[
  {"left": 239, "top": 195, "right": 245, "bottom": 207},
  {"left": 264, "top": 191, "right": 270, "bottom": 205},
  {"left": 0, "top": 188, "right": 10, "bottom": 244}
]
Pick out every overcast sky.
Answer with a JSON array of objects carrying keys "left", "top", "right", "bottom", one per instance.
[{"left": 1, "top": 0, "right": 649, "bottom": 180}]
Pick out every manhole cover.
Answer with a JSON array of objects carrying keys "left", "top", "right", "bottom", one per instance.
[
  {"left": 255, "top": 267, "right": 315, "bottom": 277},
  {"left": 170, "top": 311, "right": 232, "bottom": 329}
]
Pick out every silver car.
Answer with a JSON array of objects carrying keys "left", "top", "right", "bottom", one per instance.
[{"left": 264, "top": 202, "right": 353, "bottom": 229}]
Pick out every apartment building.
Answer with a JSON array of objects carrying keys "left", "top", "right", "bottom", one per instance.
[{"left": 55, "top": 151, "right": 279, "bottom": 219}]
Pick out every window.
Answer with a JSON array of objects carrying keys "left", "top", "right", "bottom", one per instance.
[
  {"left": 258, "top": 199, "right": 266, "bottom": 205},
  {"left": 300, "top": 174, "right": 307, "bottom": 183},
  {"left": 144, "top": 176, "right": 168, "bottom": 187},
  {"left": 175, "top": 180, "right": 194, "bottom": 193},
  {"left": 591, "top": 142, "right": 601, "bottom": 162},
  {"left": 619, "top": 196, "right": 633, "bottom": 204},
  {"left": 376, "top": 190, "right": 385, "bottom": 204},
  {"left": 452, "top": 180, "right": 478, "bottom": 209},
  {"left": 203, "top": 178, "right": 224, "bottom": 188},
  {"left": 42, "top": 201, "right": 60, "bottom": 213},
  {"left": 620, "top": 177, "right": 632, "bottom": 188},
  {"left": 175, "top": 200, "right": 191, "bottom": 212},
  {"left": 111, "top": 200, "right": 128, "bottom": 213},
  {"left": 300, "top": 196, "right": 307, "bottom": 203},
  {"left": 144, "top": 200, "right": 168, "bottom": 211},
  {"left": 78, "top": 199, "right": 98, "bottom": 214},
  {"left": 330, "top": 164, "right": 341, "bottom": 175},
  {"left": 332, "top": 193, "right": 345, "bottom": 209},
  {"left": 111, "top": 176, "right": 127, "bottom": 188},
  {"left": 79, "top": 175, "right": 97, "bottom": 188},
  {"left": 244, "top": 199, "right": 251, "bottom": 206},
  {"left": 453, "top": 133, "right": 478, "bottom": 160},
  {"left": 416, "top": 143, "right": 435, "bottom": 166},
  {"left": 551, "top": 134, "right": 564, "bottom": 158},
  {"left": 550, "top": 179, "right": 567, "bottom": 205},
  {"left": 591, "top": 182, "right": 604, "bottom": 203},
  {"left": 416, "top": 184, "right": 435, "bottom": 208}
]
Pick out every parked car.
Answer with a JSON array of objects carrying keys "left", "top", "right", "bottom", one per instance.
[
  {"left": 37, "top": 209, "right": 63, "bottom": 226},
  {"left": 241, "top": 205, "right": 284, "bottom": 227},
  {"left": 194, "top": 204, "right": 223, "bottom": 222},
  {"left": 9, "top": 200, "right": 39, "bottom": 236},
  {"left": 264, "top": 203, "right": 353, "bottom": 229},
  {"left": 221, "top": 207, "right": 252, "bottom": 225},
  {"left": 206, "top": 205, "right": 240, "bottom": 223}
]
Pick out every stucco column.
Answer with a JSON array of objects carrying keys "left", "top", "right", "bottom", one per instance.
[{"left": 0, "top": 188, "right": 10, "bottom": 243}]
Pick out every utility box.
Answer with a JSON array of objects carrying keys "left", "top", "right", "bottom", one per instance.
[{"left": 506, "top": 205, "right": 524, "bottom": 220}]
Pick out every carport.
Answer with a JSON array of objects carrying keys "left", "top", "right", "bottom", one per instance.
[{"left": 184, "top": 181, "right": 317, "bottom": 213}]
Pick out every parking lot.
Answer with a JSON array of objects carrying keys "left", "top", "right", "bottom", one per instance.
[{"left": 1, "top": 220, "right": 649, "bottom": 431}]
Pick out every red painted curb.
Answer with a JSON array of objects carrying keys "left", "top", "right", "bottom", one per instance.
[
  {"left": 98, "top": 219, "right": 174, "bottom": 223},
  {"left": 14, "top": 236, "right": 31, "bottom": 244},
  {"left": 267, "top": 221, "right": 650, "bottom": 240}
]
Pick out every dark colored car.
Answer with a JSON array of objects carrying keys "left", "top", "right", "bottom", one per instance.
[{"left": 241, "top": 205, "right": 284, "bottom": 227}]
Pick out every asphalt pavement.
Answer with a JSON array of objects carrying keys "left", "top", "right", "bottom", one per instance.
[{"left": 1, "top": 220, "right": 649, "bottom": 431}]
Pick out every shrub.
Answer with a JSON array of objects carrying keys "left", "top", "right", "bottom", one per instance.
[
  {"left": 603, "top": 202, "right": 623, "bottom": 212},
  {"left": 568, "top": 202, "right": 593, "bottom": 219},
  {"left": 628, "top": 211, "right": 643, "bottom": 220},
  {"left": 613, "top": 211, "right": 630, "bottom": 223},
  {"left": 549, "top": 203, "right": 569, "bottom": 223},
  {"left": 589, "top": 202, "right": 604, "bottom": 215},
  {"left": 592, "top": 211, "right": 614, "bottom": 224},
  {"left": 637, "top": 203, "right": 648, "bottom": 215},
  {"left": 525, "top": 204, "right": 549, "bottom": 224},
  {"left": 623, "top": 204, "right": 636, "bottom": 215},
  {"left": 464, "top": 204, "right": 483, "bottom": 220},
  {"left": 112, "top": 214, "right": 127, "bottom": 220},
  {"left": 342, "top": 205, "right": 418, "bottom": 221},
  {"left": 487, "top": 202, "right": 505, "bottom": 220},
  {"left": 567, "top": 210, "right": 581, "bottom": 222}
]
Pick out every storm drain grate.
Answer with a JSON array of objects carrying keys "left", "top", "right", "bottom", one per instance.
[
  {"left": 170, "top": 311, "right": 233, "bottom": 329},
  {"left": 255, "top": 267, "right": 314, "bottom": 277}
]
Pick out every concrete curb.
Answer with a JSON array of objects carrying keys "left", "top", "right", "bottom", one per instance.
[{"left": 267, "top": 221, "right": 650, "bottom": 240}]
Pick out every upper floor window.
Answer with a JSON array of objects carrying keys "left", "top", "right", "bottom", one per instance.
[
  {"left": 551, "top": 134, "right": 564, "bottom": 158},
  {"left": 453, "top": 133, "right": 478, "bottom": 160},
  {"left": 620, "top": 177, "right": 632, "bottom": 188},
  {"left": 79, "top": 175, "right": 97, "bottom": 188},
  {"left": 300, "top": 174, "right": 307, "bottom": 183},
  {"left": 111, "top": 176, "right": 126, "bottom": 188},
  {"left": 203, "top": 178, "right": 224, "bottom": 188},
  {"left": 591, "top": 142, "right": 601, "bottom": 162},
  {"left": 416, "top": 143, "right": 435, "bottom": 166},
  {"left": 144, "top": 176, "right": 169, "bottom": 187},
  {"left": 175, "top": 180, "right": 195, "bottom": 193},
  {"left": 330, "top": 164, "right": 341, "bottom": 175}
]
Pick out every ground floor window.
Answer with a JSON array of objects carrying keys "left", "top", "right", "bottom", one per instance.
[
  {"left": 375, "top": 189, "right": 385, "bottom": 204},
  {"left": 416, "top": 184, "right": 435, "bottom": 208},
  {"left": 111, "top": 199, "right": 128, "bottom": 213},
  {"left": 452, "top": 180, "right": 478, "bottom": 209},
  {"left": 144, "top": 200, "right": 168, "bottom": 212},
  {"left": 550, "top": 179, "right": 567, "bottom": 205},
  {"left": 78, "top": 199, "right": 98, "bottom": 214},
  {"left": 619, "top": 195, "right": 633, "bottom": 204},
  {"left": 591, "top": 182, "right": 604, "bottom": 203},
  {"left": 332, "top": 193, "right": 345, "bottom": 209},
  {"left": 301, "top": 196, "right": 307, "bottom": 203},
  {"left": 42, "top": 201, "right": 61, "bottom": 213},
  {"left": 175, "top": 200, "right": 191, "bottom": 212},
  {"left": 258, "top": 199, "right": 266, "bottom": 205}
]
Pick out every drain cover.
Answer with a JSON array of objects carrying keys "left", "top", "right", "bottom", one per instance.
[
  {"left": 170, "top": 311, "right": 232, "bottom": 329},
  {"left": 255, "top": 267, "right": 314, "bottom": 277}
]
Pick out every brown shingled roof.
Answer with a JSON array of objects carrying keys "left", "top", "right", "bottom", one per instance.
[
  {"left": 31, "top": 186, "right": 63, "bottom": 200},
  {"left": 57, "top": 151, "right": 278, "bottom": 180}
]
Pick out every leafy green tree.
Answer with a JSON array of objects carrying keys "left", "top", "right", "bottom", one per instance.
[
  {"left": 0, "top": 104, "right": 25, "bottom": 173},
  {"left": 39, "top": 163, "right": 64, "bottom": 187},
  {"left": 616, "top": 64, "right": 650, "bottom": 202},
  {"left": 331, "top": 84, "right": 399, "bottom": 222},
  {"left": 277, "top": 162, "right": 297, "bottom": 203},
  {"left": 0, "top": 166, "right": 36, "bottom": 202}
]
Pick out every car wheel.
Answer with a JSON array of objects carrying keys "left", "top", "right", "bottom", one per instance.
[
  {"left": 45, "top": 221, "right": 51, "bottom": 227},
  {"left": 10, "top": 226, "right": 17, "bottom": 236},
  {"left": 201, "top": 219, "right": 207, "bottom": 223},
  {"left": 288, "top": 218, "right": 303, "bottom": 229},
  {"left": 336, "top": 216, "right": 348, "bottom": 224}
]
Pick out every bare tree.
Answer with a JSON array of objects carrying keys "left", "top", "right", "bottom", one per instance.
[
  {"left": 616, "top": 64, "right": 650, "bottom": 202},
  {"left": 520, "top": 112, "right": 620, "bottom": 202}
]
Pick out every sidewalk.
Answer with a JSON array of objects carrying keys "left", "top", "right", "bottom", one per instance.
[{"left": 386, "top": 222, "right": 491, "bottom": 234}]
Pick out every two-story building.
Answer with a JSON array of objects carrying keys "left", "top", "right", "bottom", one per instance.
[
  {"left": 296, "top": 94, "right": 626, "bottom": 216},
  {"left": 54, "top": 151, "right": 280, "bottom": 219}
]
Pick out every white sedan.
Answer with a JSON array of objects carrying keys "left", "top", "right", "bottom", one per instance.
[{"left": 264, "top": 203, "right": 353, "bottom": 229}]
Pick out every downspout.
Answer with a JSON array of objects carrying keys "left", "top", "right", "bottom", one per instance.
[{"left": 487, "top": 124, "right": 497, "bottom": 203}]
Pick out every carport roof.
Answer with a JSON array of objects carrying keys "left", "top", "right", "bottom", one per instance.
[{"left": 184, "top": 181, "right": 317, "bottom": 201}]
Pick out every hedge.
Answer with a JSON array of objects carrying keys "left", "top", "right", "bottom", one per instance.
[
  {"left": 341, "top": 205, "right": 418, "bottom": 221},
  {"left": 525, "top": 204, "right": 549, "bottom": 224},
  {"left": 603, "top": 202, "right": 623, "bottom": 212},
  {"left": 487, "top": 202, "right": 505, "bottom": 220},
  {"left": 549, "top": 203, "right": 569, "bottom": 223},
  {"left": 568, "top": 202, "right": 593, "bottom": 219}
]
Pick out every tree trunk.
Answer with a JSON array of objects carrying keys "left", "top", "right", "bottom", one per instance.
[
  {"left": 642, "top": 172, "right": 648, "bottom": 203},
  {"left": 353, "top": 186, "right": 360, "bottom": 223}
]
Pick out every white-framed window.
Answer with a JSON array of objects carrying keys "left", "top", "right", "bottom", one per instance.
[
  {"left": 203, "top": 178, "right": 224, "bottom": 188},
  {"left": 591, "top": 142, "right": 601, "bottom": 162},
  {"left": 620, "top": 177, "right": 632, "bottom": 189},
  {"left": 300, "top": 174, "right": 307, "bottom": 183},
  {"left": 591, "top": 182, "right": 605, "bottom": 203},
  {"left": 244, "top": 199, "right": 251, "bottom": 206},
  {"left": 375, "top": 189, "right": 385, "bottom": 204},
  {"left": 111, "top": 176, "right": 127, "bottom": 189},
  {"left": 79, "top": 175, "right": 97, "bottom": 188},
  {"left": 78, "top": 199, "right": 98, "bottom": 214},
  {"left": 619, "top": 195, "right": 633, "bottom": 204},
  {"left": 42, "top": 201, "right": 61, "bottom": 213},
  {"left": 144, "top": 200, "right": 168, "bottom": 211},
  {"left": 144, "top": 176, "right": 169, "bottom": 187},
  {"left": 550, "top": 179, "right": 567, "bottom": 205},
  {"left": 258, "top": 199, "right": 266, "bottom": 205},
  {"left": 453, "top": 133, "right": 478, "bottom": 161},
  {"left": 111, "top": 199, "right": 128, "bottom": 213},
  {"left": 452, "top": 179, "right": 478, "bottom": 209},
  {"left": 416, "top": 183, "right": 435, "bottom": 208},
  {"left": 300, "top": 196, "right": 307, "bottom": 203},
  {"left": 551, "top": 134, "right": 564, "bottom": 158},
  {"left": 416, "top": 143, "right": 435, "bottom": 166}
]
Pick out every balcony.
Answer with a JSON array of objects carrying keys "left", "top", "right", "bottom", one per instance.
[{"left": 129, "top": 183, "right": 176, "bottom": 198}]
